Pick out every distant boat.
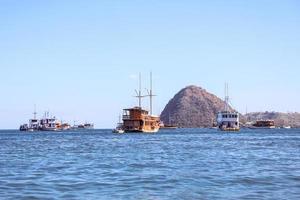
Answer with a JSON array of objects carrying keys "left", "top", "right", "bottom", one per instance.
[
  {"left": 81, "top": 123, "right": 94, "bottom": 129},
  {"left": 249, "top": 120, "right": 276, "bottom": 129},
  {"left": 122, "top": 73, "right": 160, "bottom": 133},
  {"left": 160, "top": 121, "right": 178, "bottom": 129},
  {"left": 57, "top": 123, "right": 71, "bottom": 131},
  {"left": 19, "top": 124, "right": 28, "bottom": 131},
  {"left": 39, "top": 114, "right": 58, "bottom": 131},
  {"left": 73, "top": 123, "right": 94, "bottom": 130},
  {"left": 113, "top": 115, "right": 125, "bottom": 134},
  {"left": 19, "top": 107, "right": 78, "bottom": 132},
  {"left": 113, "top": 127, "right": 124, "bottom": 134},
  {"left": 160, "top": 113, "right": 178, "bottom": 129},
  {"left": 19, "top": 106, "right": 41, "bottom": 132},
  {"left": 216, "top": 83, "right": 240, "bottom": 132}
]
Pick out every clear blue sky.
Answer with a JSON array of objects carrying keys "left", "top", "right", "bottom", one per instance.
[{"left": 1, "top": 0, "right": 300, "bottom": 129}]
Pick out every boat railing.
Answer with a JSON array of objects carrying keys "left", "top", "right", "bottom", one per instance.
[{"left": 123, "top": 115, "right": 130, "bottom": 120}]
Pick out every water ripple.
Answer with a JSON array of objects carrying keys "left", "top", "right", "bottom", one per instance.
[{"left": 0, "top": 129, "right": 300, "bottom": 199}]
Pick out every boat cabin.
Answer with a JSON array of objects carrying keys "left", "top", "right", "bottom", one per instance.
[{"left": 217, "top": 111, "right": 240, "bottom": 130}]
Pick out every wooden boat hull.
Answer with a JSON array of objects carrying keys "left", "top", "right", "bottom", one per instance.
[{"left": 220, "top": 127, "right": 240, "bottom": 132}]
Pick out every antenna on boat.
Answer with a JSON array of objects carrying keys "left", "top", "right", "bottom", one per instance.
[
  {"left": 33, "top": 104, "right": 37, "bottom": 119},
  {"left": 225, "top": 83, "right": 229, "bottom": 112}
]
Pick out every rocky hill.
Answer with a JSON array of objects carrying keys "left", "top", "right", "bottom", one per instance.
[
  {"left": 160, "top": 85, "right": 233, "bottom": 127},
  {"left": 160, "top": 85, "right": 300, "bottom": 128},
  {"left": 245, "top": 112, "right": 300, "bottom": 128}
]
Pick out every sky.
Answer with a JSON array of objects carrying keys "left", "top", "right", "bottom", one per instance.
[{"left": 0, "top": 0, "right": 300, "bottom": 129}]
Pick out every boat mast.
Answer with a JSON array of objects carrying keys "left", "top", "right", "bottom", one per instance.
[
  {"left": 135, "top": 73, "right": 144, "bottom": 108},
  {"left": 150, "top": 72, "right": 152, "bottom": 115},
  {"left": 146, "top": 72, "right": 156, "bottom": 115},
  {"left": 33, "top": 104, "right": 37, "bottom": 119},
  {"left": 149, "top": 72, "right": 154, "bottom": 115},
  {"left": 225, "top": 83, "right": 229, "bottom": 112}
]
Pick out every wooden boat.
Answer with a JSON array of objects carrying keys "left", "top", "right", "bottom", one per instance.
[
  {"left": 123, "top": 107, "right": 160, "bottom": 133},
  {"left": 249, "top": 120, "right": 276, "bottom": 129},
  {"left": 160, "top": 114, "right": 178, "bottom": 129},
  {"left": 122, "top": 73, "right": 160, "bottom": 133}
]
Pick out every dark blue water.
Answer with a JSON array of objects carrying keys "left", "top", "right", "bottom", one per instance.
[{"left": 0, "top": 129, "right": 300, "bottom": 200}]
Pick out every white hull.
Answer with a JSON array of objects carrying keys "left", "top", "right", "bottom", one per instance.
[
  {"left": 40, "top": 128, "right": 58, "bottom": 131},
  {"left": 113, "top": 129, "right": 125, "bottom": 134}
]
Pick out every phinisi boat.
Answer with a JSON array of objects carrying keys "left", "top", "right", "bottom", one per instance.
[
  {"left": 216, "top": 84, "right": 240, "bottom": 131},
  {"left": 122, "top": 73, "right": 160, "bottom": 133}
]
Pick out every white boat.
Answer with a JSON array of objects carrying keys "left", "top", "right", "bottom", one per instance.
[
  {"left": 217, "top": 111, "right": 240, "bottom": 131},
  {"left": 113, "top": 128, "right": 125, "bottom": 134},
  {"left": 19, "top": 124, "right": 28, "bottom": 131},
  {"left": 39, "top": 112, "right": 58, "bottom": 131},
  {"left": 19, "top": 106, "right": 39, "bottom": 132},
  {"left": 28, "top": 119, "right": 39, "bottom": 131},
  {"left": 74, "top": 123, "right": 94, "bottom": 130},
  {"left": 113, "top": 115, "right": 125, "bottom": 133},
  {"left": 216, "top": 84, "right": 240, "bottom": 132}
]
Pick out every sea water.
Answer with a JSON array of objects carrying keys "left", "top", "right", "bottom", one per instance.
[{"left": 0, "top": 129, "right": 300, "bottom": 200}]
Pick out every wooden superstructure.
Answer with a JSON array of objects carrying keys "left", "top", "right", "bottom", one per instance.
[
  {"left": 252, "top": 120, "right": 275, "bottom": 129},
  {"left": 123, "top": 107, "right": 160, "bottom": 133}
]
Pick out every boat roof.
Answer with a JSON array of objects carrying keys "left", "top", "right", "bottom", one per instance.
[
  {"left": 123, "top": 107, "right": 148, "bottom": 112},
  {"left": 218, "top": 111, "right": 239, "bottom": 114}
]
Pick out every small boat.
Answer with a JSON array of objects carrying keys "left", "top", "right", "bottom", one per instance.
[
  {"left": 160, "top": 125, "right": 178, "bottom": 129},
  {"left": 283, "top": 126, "right": 291, "bottom": 129},
  {"left": 160, "top": 122, "right": 178, "bottom": 129},
  {"left": 216, "top": 84, "right": 240, "bottom": 132},
  {"left": 113, "top": 115, "right": 125, "bottom": 133},
  {"left": 57, "top": 122, "right": 71, "bottom": 131},
  {"left": 77, "top": 123, "right": 94, "bottom": 129},
  {"left": 112, "top": 128, "right": 125, "bottom": 134},
  {"left": 83, "top": 123, "right": 94, "bottom": 129},
  {"left": 19, "top": 124, "right": 28, "bottom": 131},
  {"left": 249, "top": 120, "right": 276, "bottom": 129},
  {"left": 19, "top": 106, "right": 39, "bottom": 132},
  {"left": 160, "top": 114, "right": 178, "bottom": 129}
]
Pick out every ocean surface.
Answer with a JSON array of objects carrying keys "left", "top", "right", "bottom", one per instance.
[{"left": 0, "top": 129, "right": 300, "bottom": 200}]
